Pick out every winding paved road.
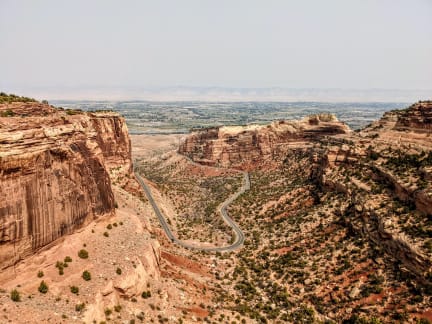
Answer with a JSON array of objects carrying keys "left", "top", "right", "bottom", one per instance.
[{"left": 134, "top": 165, "right": 249, "bottom": 252}]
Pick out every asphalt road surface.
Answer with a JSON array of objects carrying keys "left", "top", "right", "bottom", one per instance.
[{"left": 134, "top": 167, "right": 248, "bottom": 252}]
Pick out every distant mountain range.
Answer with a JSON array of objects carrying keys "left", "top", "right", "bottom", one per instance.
[{"left": 3, "top": 86, "right": 431, "bottom": 102}]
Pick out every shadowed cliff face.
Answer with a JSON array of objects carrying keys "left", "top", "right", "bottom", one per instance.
[
  {"left": 179, "top": 114, "right": 350, "bottom": 169},
  {"left": 0, "top": 103, "right": 131, "bottom": 268}
]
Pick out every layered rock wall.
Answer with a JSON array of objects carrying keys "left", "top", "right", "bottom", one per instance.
[
  {"left": 179, "top": 114, "right": 350, "bottom": 169},
  {"left": 0, "top": 103, "right": 131, "bottom": 268},
  {"left": 394, "top": 101, "right": 432, "bottom": 132},
  {"left": 90, "top": 112, "right": 132, "bottom": 173},
  {"left": 316, "top": 102, "right": 432, "bottom": 280}
]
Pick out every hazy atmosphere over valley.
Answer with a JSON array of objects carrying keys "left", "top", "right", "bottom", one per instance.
[{"left": 0, "top": 1, "right": 432, "bottom": 323}]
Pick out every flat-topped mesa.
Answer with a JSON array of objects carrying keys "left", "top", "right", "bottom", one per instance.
[
  {"left": 179, "top": 114, "right": 350, "bottom": 169},
  {"left": 0, "top": 101, "right": 132, "bottom": 268}
]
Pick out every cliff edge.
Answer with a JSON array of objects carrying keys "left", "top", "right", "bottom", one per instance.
[
  {"left": 179, "top": 114, "right": 350, "bottom": 169},
  {"left": 0, "top": 99, "right": 132, "bottom": 268}
]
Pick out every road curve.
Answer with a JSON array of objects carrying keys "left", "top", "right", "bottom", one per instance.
[{"left": 134, "top": 167, "right": 249, "bottom": 252}]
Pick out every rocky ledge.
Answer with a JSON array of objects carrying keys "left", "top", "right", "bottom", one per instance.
[
  {"left": 316, "top": 101, "right": 432, "bottom": 281},
  {"left": 0, "top": 101, "right": 131, "bottom": 268},
  {"left": 394, "top": 100, "right": 432, "bottom": 132},
  {"left": 179, "top": 114, "right": 350, "bottom": 169},
  {"left": 374, "top": 100, "right": 432, "bottom": 133}
]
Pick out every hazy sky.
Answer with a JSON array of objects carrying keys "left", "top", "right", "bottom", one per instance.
[{"left": 1, "top": 0, "right": 431, "bottom": 97}]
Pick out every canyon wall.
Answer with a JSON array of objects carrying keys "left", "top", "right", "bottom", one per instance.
[
  {"left": 179, "top": 102, "right": 432, "bottom": 281},
  {"left": 394, "top": 101, "right": 432, "bottom": 132},
  {"left": 179, "top": 114, "right": 350, "bottom": 169},
  {"left": 90, "top": 112, "right": 132, "bottom": 174},
  {"left": 0, "top": 103, "right": 131, "bottom": 268},
  {"left": 317, "top": 101, "right": 432, "bottom": 280}
]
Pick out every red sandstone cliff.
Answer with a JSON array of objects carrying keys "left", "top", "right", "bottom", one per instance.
[
  {"left": 0, "top": 102, "right": 132, "bottom": 268},
  {"left": 394, "top": 101, "right": 432, "bottom": 132},
  {"left": 90, "top": 112, "right": 132, "bottom": 174},
  {"left": 179, "top": 114, "right": 350, "bottom": 169}
]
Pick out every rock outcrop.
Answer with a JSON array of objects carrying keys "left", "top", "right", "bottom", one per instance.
[
  {"left": 394, "top": 101, "right": 432, "bottom": 132},
  {"left": 315, "top": 101, "right": 432, "bottom": 281},
  {"left": 372, "top": 101, "right": 432, "bottom": 133},
  {"left": 90, "top": 112, "right": 132, "bottom": 173},
  {"left": 0, "top": 102, "right": 132, "bottom": 268},
  {"left": 343, "top": 198, "right": 431, "bottom": 278},
  {"left": 179, "top": 114, "right": 350, "bottom": 169},
  {"left": 83, "top": 241, "right": 161, "bottom": 323}
]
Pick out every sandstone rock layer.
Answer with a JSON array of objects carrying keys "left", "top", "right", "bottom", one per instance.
[
  {"left": 179, "top": 114, "right": 350, "bottom": 169},
  {"left": 0, "top": 103, "right": 131, "bottom": 268}
]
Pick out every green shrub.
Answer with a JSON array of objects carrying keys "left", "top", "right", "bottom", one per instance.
[
  {"left": 107, "top": 224, "right": 113, "bottom": 230},
  {"left": 10, "top": 289, "right": 21, "bottom": 302},
  {"left": 114, "top": 305, "right": 122, "bottom": 312},
  {"left": 116, "top": 267, "right": 122, "bottom": 275},
  {"left": 37, "top": 270, "right": 44, "bottom": 278},
  {"left": 0, "top": 92, "right": 36, "bottom": 104},
  {"left": 55, "top": 261, "right": 66, "bottom": 275},
  {"left": 103, "top": 232, "right": 109, "bottom": 237},
  {"left": 38, "top": 280, "right": 48, "bottom": 294},
  {"left": 65, "top": 109, "right": 82, "bottom": 115},
  {"left": 78, "top": 249, "right": 89, "bottom": 259},
  {"left": 70, "top": 286, "right": 79, "bottom": 294},
  {"left": 141, "top": 291, "right": 151, "bottom": 299},
  {"left": 64, "top": 256, "right": 72, "bottom": 263},
  {"left": 75, "top": 303, "right": 85, "bottom": 312},
  {"left": 82, "top": 270, "right": 91, "bottom": 281},
  {"left": 0, "top": 109, "right": 15, "bottom": 117}
]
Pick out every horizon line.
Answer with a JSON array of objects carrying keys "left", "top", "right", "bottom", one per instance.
[{"left": 2, "top": 86, "right": 430, "bottom": 103}]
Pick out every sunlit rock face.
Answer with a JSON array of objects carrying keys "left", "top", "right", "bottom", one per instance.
[
  {"left": 0, "top": 102, "right": 132, "bottom": 268},
  {"left": 179, "top": 114, "right": 350, "bottom": 169},
  {"left": 394, "top": 101, "right": 432, "bottom": 132}
]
